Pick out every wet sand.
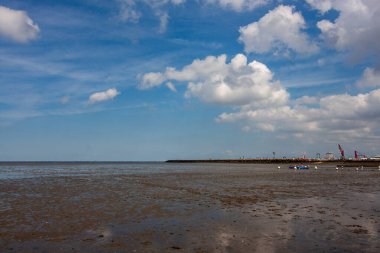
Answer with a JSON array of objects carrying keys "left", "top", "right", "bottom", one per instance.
[{"left": 1, "top": 163, "right": 380, "bottom": 252}]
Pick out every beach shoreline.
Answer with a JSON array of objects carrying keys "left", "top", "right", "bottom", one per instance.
[{"left": 1, "top": 163, "right": 379, "bottom": 252}]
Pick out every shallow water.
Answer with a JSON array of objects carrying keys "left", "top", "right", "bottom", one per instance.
[{"left": 1, "top": 162, "right": 380, "bottom": 252}]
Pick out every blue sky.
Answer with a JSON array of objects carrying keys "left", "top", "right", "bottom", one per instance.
[{"left": 1, "top": 0, "right": 380, "bottom": 161}]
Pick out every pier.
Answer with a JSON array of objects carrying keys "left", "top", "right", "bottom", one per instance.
[{"left": 166, "top": 158, "right": 380, "bottom": 167}]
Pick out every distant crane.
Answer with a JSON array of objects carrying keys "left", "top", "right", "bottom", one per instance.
[
  {"left": 354, "top": 150, "right": 367, "bottom": 160},
  {"left": 338, "top": 144, "right": 345, "bottom": 160}
]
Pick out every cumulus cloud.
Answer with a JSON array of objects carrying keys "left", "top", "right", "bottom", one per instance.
[
  {"left": 0, "top": 5, "right": 40, "bottom": 43},
  {"left": 88, "top": 88, "right": 119, "bottom": 104},
  {"left": 206, "top": 0, "right": 268, "bottom": 12},
  {"left": 310, "top": 0, "right": 380, "bottom": 63},
  {"left": 238, "top": 5, "right": 319, "bottom": 55},
  {"left": 140, "top": 52, "right": 380, "bottom": 140},
  {"left": 356, "top": 68, "right": 380, "bottom": 88},
  {"left": 218, "top": 88, "right": 380, "bottom": 139},
  {"left": 140, "top": 54, "right": 289, "bottom": 107}
]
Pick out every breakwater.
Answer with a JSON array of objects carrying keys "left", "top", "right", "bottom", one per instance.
[{"left": 166, "top": 158, "right": 380, "bottom": 167}]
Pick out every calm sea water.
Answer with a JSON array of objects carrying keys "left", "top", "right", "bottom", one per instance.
[
  {"left": 0, "top": 162, "right": 175, "bottom": 180},
  {"left": 0, "top": 162, "right": 293, "bottom": 180},
  {"left": 1, "top": 162, "right": 373, "bottom": 180}
]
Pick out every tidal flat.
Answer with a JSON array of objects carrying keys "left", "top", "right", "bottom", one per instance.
[{"left": 1, "top": 163, "right": 379, "bottom": 252}]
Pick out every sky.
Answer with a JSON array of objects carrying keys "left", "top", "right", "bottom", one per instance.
[{"left": 1, "top": 0, "right": 380, "bottom": 161}]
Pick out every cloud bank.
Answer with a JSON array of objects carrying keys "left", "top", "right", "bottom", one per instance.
[
  {"left": 88, "top": 88, "right": 120, "bottom": 104},
  {"left": 0, "top": 5, "right": 40, "bottom": 43},
  {"left": 218, "top": 89, "right": 380, "bottom": 140},
  {"left": 140, "top": 53, "right": 380, "bottom": 140}
]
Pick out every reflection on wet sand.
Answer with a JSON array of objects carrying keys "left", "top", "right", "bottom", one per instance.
[{"left": 0, "top": 163, "right": 379, "bottom": 252}]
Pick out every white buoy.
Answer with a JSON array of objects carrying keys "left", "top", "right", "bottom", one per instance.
[
  {"left": 336, "top": 166, "right": 339, "bottom": 171},
  {"left": 356, "top": 167, "right": 359, "bottom": 172},
  {"left": 278, "top": 166, "right": 281, "bottom": 169},
  {"left": 314, "top": 166, "right": 318, "bottom": 170}
]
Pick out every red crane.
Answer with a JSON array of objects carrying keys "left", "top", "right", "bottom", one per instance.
[
  {"left": 354, "top": 150, "right": 367, "bottom": 160},
  {"left": 338, "top": 144, "right": 345, "bottom": 160}
]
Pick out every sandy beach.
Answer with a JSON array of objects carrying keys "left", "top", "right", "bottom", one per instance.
[{"left": 1, "top": 163, "right": 379, "bottom": 252}]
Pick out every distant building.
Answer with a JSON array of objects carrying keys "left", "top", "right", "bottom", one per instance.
[{"left": 325, "top": 152, "right": 335, "bottom": 160}]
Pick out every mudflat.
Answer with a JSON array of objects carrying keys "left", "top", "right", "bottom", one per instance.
[{"left": 1, "top": 163, "right": 380, "bottom": 252}]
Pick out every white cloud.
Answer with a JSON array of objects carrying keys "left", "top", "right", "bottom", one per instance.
[
  {"left": 312, "top": 0, "right": 380, "bottom": 62},
  {"left": 140, "top": 53, "right": 289, "bottom": 107},
  {"left": 206, "top": 0, "right": 268, "bottom": 12},
  {"left": 184, "top": 57, "right": 289, "bottom": 107},
  {"left": 0, "top": 5, "right": 40, "bottom": 43},
  {"left": 88, "top": 88, "right": 119, "bottom": 104},
  {"left": 305, "top": 0, "right": 332, "bottom": 13},
  {"left": 116, "top": 0, "right": 270, "bottom": 33},
  {"left": 356, "top": 68, "right": 380, "bottom": 88},
  {"left": 117, "top": 0, "right": 185, "bottom": 32},
  {"left": 165, "top": 55, "right": 227, "bottom": 82},
  {"left": 139, "top": 72, "right": 166, "bottom": 89},
  {"left": 141, "top": 52, "right": 380, "bottom": 140},
  {"left": 118, "top": 0, "right": 141, "bottom": 23},
  {"left": 217, "top": 89, "right": 380, "bottom": 139},
  {"left": 239, "top": 5, "right": 318, "bottom": 55}
]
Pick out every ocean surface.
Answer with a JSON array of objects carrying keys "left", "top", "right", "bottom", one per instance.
[
  {"left": 0, "top": 162, "right": 195, "bottom": 180},
  {"left": 0, "top": 162, "right": 290, "bottom": 180},
  {"left": 3, "top": 161, "right": 376, "bottom": 179}
]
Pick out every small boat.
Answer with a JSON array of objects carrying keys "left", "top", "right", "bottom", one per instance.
[{"left": 289, "top": 165, "right": 309, "bottom": 170}]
